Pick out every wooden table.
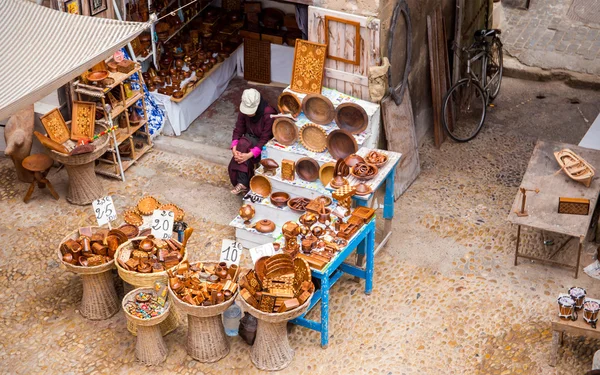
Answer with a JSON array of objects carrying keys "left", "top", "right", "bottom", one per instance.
[
  {"left": 508, "top": 140, "right": 600, "bottom": 278},
  {"left": 551, "top": 314, "right": 600, "bottom": 366}
]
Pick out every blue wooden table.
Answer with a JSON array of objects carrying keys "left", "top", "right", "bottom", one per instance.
[{"left": 290, "top": 218, "right": 376, "bottom": 348}]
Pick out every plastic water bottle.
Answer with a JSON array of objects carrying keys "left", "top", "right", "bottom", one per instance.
[
  {"left": 260, "top": 146, "right": 268, "bottom": 160},
  {"left": 223, "top": 303, "right": 242, "bottom": 336}
]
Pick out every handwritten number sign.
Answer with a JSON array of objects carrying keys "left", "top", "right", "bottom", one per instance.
[
  {"left": 93, "top": 196, "right": 117, "bottom": 226},
  {"left": 220, "top": 239, "right": 242, "bottom": 266},
  {"left": 151, "top": 210, "right": 175, "bottom": 239},
  {"left": 249, "top": 243, "right": 280, "bottom": 264}
]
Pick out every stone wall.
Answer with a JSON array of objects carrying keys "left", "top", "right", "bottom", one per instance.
[
  {"left": 312, "top": 0, "right": 380, "bottom": 17},
  {"left": 379, "top": 0, "right": 456, "bottom": 144}
]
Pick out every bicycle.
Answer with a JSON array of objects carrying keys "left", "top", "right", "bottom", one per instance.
[{"left": 442, "top": 29, "right": 503, "bottom": 142}]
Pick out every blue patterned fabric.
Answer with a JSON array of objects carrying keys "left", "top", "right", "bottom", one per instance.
[{"left": 121, "top": 48, "right": 164, "bottom": 136}]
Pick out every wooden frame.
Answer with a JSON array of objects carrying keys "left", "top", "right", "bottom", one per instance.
[
  {"left": 88, "top": 0, "right": 107, "bottom": 16},
  {"left": 40, "top": 108, "right": 70, "bottom": 144},
  {"left": 63, "top": 0, "right": 81, "bottom": 14},
  {"left": 290, "top": 39, "right": 327, "bottom": 95},
  {"left": 71, "top": 101, "right": 96, "bottom": 141},
  {"left": 324, "top": 16, "right": 360, "bottom": 65}
]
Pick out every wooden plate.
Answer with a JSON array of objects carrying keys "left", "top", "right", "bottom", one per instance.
[
  {"left": 302, "top": 94, "right": 334, "bottom": 125},
  {"left": 159, "top": 203, "right": 185, "bottom": 222},
  {"left": 272, "top": 118, "right": 298, "bottom": 146},
  {"left": 118, "top": 224, "right": 140, "bottom": 239},
  {"left": 299, "top": 123, "right": 327, "bottom": 153},
  {"left": 124, "top": 210, "right": 143, "bottom": 226},
  {"left": 137, "top": 196, "right": 160, "bottom": 215}
]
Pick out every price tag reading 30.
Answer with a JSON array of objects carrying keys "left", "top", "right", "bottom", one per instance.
[
  {"left": 92, "top": 196, "right": 117, "bottom": 226},
  {"left": 220, "top": 239, "right": 242, "bottom": 267},
  {"left": 151, "top": 210, "right": 175, "bottom": 239}
]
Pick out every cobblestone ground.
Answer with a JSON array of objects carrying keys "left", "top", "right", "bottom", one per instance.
[
  {"left": 1, "top": 78, "right": 600, "bottom": 374},
  {"left": 502, "top": 0, "right": 600, "bottom": 75}
]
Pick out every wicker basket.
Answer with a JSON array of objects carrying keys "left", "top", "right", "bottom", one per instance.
[
  {"left": 122, "top": 287, "right": 171, "bottom": 365},
  {"left": 114, "top": 237, "right": 187, "bottom": 288},
  {"left": 57, "top": 227, "right": 119, "bottom": 320},
  {"left": 237, "top": 291, "right": 312, "bottom": 371},
  {"left": 49, "top": 125, "right": 110, "bottom": 166}
]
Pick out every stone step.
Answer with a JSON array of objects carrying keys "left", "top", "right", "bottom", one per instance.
[
  {"left": 254, "top": 166, "right": 332, "bottom": 201},
  {"left": 230, "top": 215, "right": 282, "bottom": 250}
]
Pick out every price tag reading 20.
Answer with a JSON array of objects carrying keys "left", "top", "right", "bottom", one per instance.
[
  {"left": 151, "top": 210, "right": 175, "bottom": 239},
  {"left": 92, "top": 196, "right": 117, "bottom": 226},
  {"left": 220, "top": 239, "right": 242, "bottom": 267}
]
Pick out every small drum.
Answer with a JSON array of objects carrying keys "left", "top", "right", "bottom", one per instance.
[
  {"left": 583, "top": 300, "right": 600, "bottom": 328},
  {"left": 558, "top": 296, "right": 577, "bottom": 321},
  {"left": 569, "top": 287, "right": 586, "bottom": 309}
]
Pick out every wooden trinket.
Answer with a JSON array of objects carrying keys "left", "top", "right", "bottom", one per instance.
[
  {"left": 296, "top": 253, "right": 326, "bottom": 270},
  {"left": 240, "top": 289, "right": 259, "bottom": 309},
  {"left": 352, "top": 206, "right": 376, "bottom": 222},
  {"left": 40, "top": 108, "right": 69, "bottom": 144},
  {"left": 70, "top": 101, "right": 95, "bottom": 141},
  {"left": 297, "top": 291, "right": 311, "bottom": 305},
  {"left": 554, "top": 148, "right": 595, "bottom": 188},
  {"left": 117, "top": 59, "right": 136, "bottom": 74},
  {"left": 348, "top": 215, "right": 365, "bottom": 228},
  {"left": 277, "top": 298, "right": 300, "bottom": 313},
  {"left": 290, "top": 40, "right": 327, "bottom": 95},
  {"left": 281, "top": 159, "right": 296, "bottom": 181},
  {"left": 245, "top": 271, "right": 263, "bottom": 292},
  {"left": 258, "top": 293, "right": 276, "bottom": 313},
  {"left": 125, "top": 258, "right": 140, "bottom": 270},
  {"left": 338, "top": 223, "right": 359, "bottom": 240},
  {"left": 33, "top": 131, "right": 68, "bottom": 154},
  {"left": 558, "top": 197, "right": 590, "bottom": 215}
]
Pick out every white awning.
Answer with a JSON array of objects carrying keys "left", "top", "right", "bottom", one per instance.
[{"left": 0, "top": 0, "right": 150, "bottom": 119}]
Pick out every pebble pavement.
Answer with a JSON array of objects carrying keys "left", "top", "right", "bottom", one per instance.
[{"left": 1, "top": 78, "right": 600, "bottom": 374}]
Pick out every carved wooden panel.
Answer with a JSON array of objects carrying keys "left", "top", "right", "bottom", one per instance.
[
  {"left": 40, "top": 108, "right": 69, "bottom": 144},
  {"left": 244, "top": 38, "right": 271, "bottom": 84},
  {"left": 290, "top": 39, "right": 327, "bottom": 95},
  {"left": 70, "top": 101, "right": 96, "bottom": 141}
]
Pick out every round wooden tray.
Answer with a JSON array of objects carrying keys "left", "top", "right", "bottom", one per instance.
[
  {"left": 299, "top": 123, "right": 327, "bottom": 153},
  {"left": 272, "top": 118, "right": 299, "bottom": 146},
  {"left": 302, "top": 94, "right": 335, "bottom": 125}
]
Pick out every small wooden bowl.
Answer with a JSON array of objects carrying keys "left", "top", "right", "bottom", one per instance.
[
  {"left": 270, "top": 192, "right": 290, "bottom": 208},
  {"left": 295, "top": 157, "right": 319, "bottom": 182},
  {"left": 250, "top": 175, "right": 272, "bottom": 197},
  {"left": 277, "top": 92, "right": 301, "bottom": 118},
  {"left": 327, "top": 129, "right": 358, "bottom": 160},
  {"left": 272, "top": 118, "right": 298, "bottom": 146},
  {"left": 302, "top": 94, "right": 335, "bottom": 125},
  {"left": 335, "top": 102, "right": 368, "bottom": 134}
]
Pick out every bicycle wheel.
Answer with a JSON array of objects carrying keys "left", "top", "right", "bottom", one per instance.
[
  {"left": 442, "top": 79, "right": 487, "bottom": 142},
  {"left": 486, "top": 37, "right": 503, "bottom": 101}
]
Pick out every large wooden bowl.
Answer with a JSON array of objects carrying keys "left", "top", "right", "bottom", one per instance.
[
  {"left": 299, "top": 123, "right": 327, "bottom": 153},
  {"left": 250, "top": 175, "right": 272, "bottom": 197},
  {"left": 319, "top": 162, "right": 336, "bottom": 186},
  {"left": 335, "top": 102, "right": 368, "bottom": 134},
  {"left": 277, "top": 92, "right": 301, "bottom": 118},
  {"left": 295, "top": 157, "right": 319, "bottom": 182},
  {"left": 272, "top": 118, "right": 298, "bottom": 146},
  {"left": 327, "top": 129, "right": 358, "bottom": 160},
  {"left": 302, "top": 94, "right": 335, "bottom": 125}
]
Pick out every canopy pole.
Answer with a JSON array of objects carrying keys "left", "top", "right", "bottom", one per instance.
[{"left": 112, "top": 0, "right": 137, "bottom": 61}]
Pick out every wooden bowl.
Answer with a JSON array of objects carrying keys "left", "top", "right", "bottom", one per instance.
[
  {"left": 354, "top": 182, "right": 373, "bottom": 196},
  {"left": 299, "top": 123, "right": 327, "bottom": 153},
  {"left": 335, "top": 102, "right": 368, "bottom": 134},
  {"left": 295, "top": 157, "right": 319, "bottom": 182},
  {"left": 319, "top": 162, "right": 336, "bottom": 186},
  {"left": 350, "top": 163, "right": 379, "bottom": 181},
  {"left": 327, "top": 129, "right": 358, "bottom": 160},
  {"left": 272, "top": 118, "right": 298, "bottom": 146},
  {"left": 88, "top": 70, "right": 109, "bottom": 83},
  {"left": 270, "top": 192, "right": 290, "bottom": 208},
  {"left": 334, "top": 158, "right": 350, "bottom": 177},
  {"left": 250, "top": 175, "right": 272, "bottom": 197},
  {"left": 302, "top": 94, "right": 335, "bottom": 125},
  {"left": 277, "top": 92, "right": 301, "bottom": 118},
  {"left": 344, "top": 153, "right": 365, "bottom": 168},
  {"left": 287, "top": 197, "right": 310, "bottom": 213}
]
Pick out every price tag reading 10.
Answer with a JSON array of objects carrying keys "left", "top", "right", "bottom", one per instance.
[
  {"left": 220, "top": 239, "right": 242, "bottom": 267},
  {"left": 151, "top": 210, "right": 175, "bottom": 239},
  {"left": 92, "top": 196, "right": 117, "bottom": 226}
]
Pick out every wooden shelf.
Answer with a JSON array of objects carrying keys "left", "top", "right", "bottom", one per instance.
[
  {"left": 113, "top": 120, "right": 148, "bottom": 144},
  {"left": 96, "top": 142, "right": 153, "bottom": 178},
  {"left": 110, "top": 91, "right": 143, "bottom": 118}
]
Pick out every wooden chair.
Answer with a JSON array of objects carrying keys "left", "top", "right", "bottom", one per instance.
[{"left": 22, "top": 154, "right": 59, "bottom": 203}]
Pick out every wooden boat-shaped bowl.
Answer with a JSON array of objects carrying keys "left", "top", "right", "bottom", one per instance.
[{"left": 554, "top": 148, "right": 595, "bottom": 188}]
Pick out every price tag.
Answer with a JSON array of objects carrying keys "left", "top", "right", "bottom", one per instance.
[
  {"left": 151, "top": 210, "right": 175, "bottom": 239},
  {"left": 220, "top": 239, "right": 243, "bottom": 266},
  {"left": 92, "top": 196, "right": 117, "bottom": 226},
  {"left": 249, "top": 243, "right": 279, "bottom": 264}
]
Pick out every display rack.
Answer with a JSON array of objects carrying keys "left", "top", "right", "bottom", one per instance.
[{"left": 74, "top": 63, "right": 152, "bottom": 180}]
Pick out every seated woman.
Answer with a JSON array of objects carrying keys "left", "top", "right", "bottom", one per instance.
[{"left": 229, "top": 88, "right": 276, "bottom": 195}]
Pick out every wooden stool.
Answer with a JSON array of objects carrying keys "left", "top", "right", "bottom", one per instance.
[
  {"left": 169, "top": 288, "right": 233, "bottom": 362},
  {"left": 238, "top": 294, "right": 312, "bottom": 371},
  {"left": 22, "top": 154, "right": 59, "bottom": 203},
  {"left": 123, "top": 288, "right": 171, "bottom": 366}
]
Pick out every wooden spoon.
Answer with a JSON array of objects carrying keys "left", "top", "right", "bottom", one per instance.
[{"left": 181, "top": 227, "right": 194, "bottom": 255}]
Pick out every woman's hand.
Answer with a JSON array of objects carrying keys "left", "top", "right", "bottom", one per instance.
[
  {"left": 235, "top": 152, "right": 253, "bottom": 164},
  {"left": 231, "top": 145, "right": 238, "bottom": 156}
]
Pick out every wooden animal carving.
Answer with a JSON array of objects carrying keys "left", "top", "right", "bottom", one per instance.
[{"left": 4, "top": 105, "right": 34, "bottom": 182}]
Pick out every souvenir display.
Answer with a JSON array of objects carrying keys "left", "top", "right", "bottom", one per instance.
[
  {"left": 70, "top": 101, "right": 96, "bottom": 141},
  {"left": 558, "top": 295, "right": 577, "bottom": 320},
  {"left": 254, "top": 219, "right": 276, "bottom": 233},
  {"left": 302, "top": 94, "right": 335, "bottom": 125},
  {"left": 168, "top": 260, "right": 240, "bottom": 306},
  {"left": 354, "top": 182, "right": 373, "bottom": 196},
  {"left": 334, "top": 158, "right": 350, "bottom": 177},
  {"left": 158, "top": 203, "right": 185, "bottom": 222},
  {"left": 569, "top": 287, "right": 586, "bottom": 309},
  {"left": 583, "top": 301, "right": 600, "bottom": 328},
  {"left": 365, "top": 150, "right": 388, "bottom": 168},
  {"left": 558, "top": 197, "right": 590, "bottom": 215},
  {"left": 277, "top": 92, "right": 301, "bottom": 118},
  {"left": 335, "top": 102, "right": 368, "bottom": 134},
  {"left": 124, "top": 290, "right": 169, "bottom": 319},
  {"left": 295, "top": 157, "right": 320, "bottom": 182},
  {"left": 554, "top": 148, "right": 594, "bottom": 187},
  {"left": 33, "top": 131, "right": 69, "bottom": 154},
  {"left": 116, "top": 235, "right": 186, "bottom": 273},
  {"left": 118, "top": 224, "right": 140, "bottom": 239},
  {"left": 272, "top": 118, "right": 298, "bottom": 146},
  {"left": 250, "top": 175, "right": 272, "bottom": 197},
  {"left": 290, "top": 40, "right": 327, "bottom": 95},
  {"left": 344, "top": 154, "right": 365, "bottom": 168},
  {"left": 124, "top": 210, "right": 144, "bottom": 226},
  {"left": 351, "top": 162, "right": 378, "bottom": 181},
  {"left": 59, "top": 227, "right": 128, "bottom": 267},
  {"left": 299, "top": 123, "right": 328, "bottom": 153},
  {"left": 40, "top": 108, "right": 69, "bottom": 144},
  {"left": 327, "top": 129, "right": 358, "bottom": 160},
  {"left": 239, "top": 254, "right": 314, "bottom": 313},
  {"left": 330, "top": 173, "right": 349, "bottom": 189},
  {"left": 288, "top": 197, "right": 311, "bottom": 213}
]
